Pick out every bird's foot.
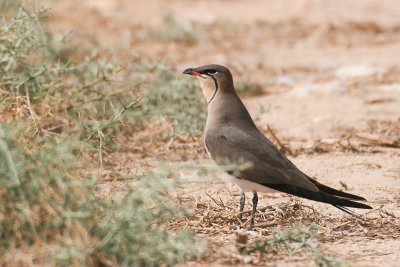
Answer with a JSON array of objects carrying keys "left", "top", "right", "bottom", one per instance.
[
  {"left": 233, "top": 217, "right": 256, "bottom": 231},
  {"left": 230, "top": 215, "right": 246, "bottom": 230},
  {"left": 247, "top": 223, "right": 255, "bottom": 231},
  {"left": 229, "top": 225, "right": 242, "bottom": 231},
  {"left": 247, "top": 215, "right": 256, "bottom": 231},
  {"left": 231, "top": 222, "right": 256, "bottom": 231}
]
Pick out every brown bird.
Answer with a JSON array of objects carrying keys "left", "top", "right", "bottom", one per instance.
[{"left": 183, "top": 64, "right": 372, "bottom": 230}]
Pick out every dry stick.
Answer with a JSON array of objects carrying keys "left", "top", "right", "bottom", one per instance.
[
  {"left": 344, "top": 134, "right": 360, "bottom": 152},
  {"left": 190, "top": 226, "right": 231, "bottom": 233},
  {"left": 194, "top": 203, "right": 210, "bottom": 227},
  {"left": 384, "top": 125, "right": 399, "bottom": 136},
  {"left": 43, "top": 123, "right": 73, "bottom": 134},
  {"left": 98, "top": 176, "right": 137, "bottom": 182},
  {"left": 297, "top": 203, "right": 318, "bottom": 214},
  {"left": 205, "top": 193, "right": 221, "bottom": 207},
  {"left": 333, "top": 220, "right": 354, "bottom": 230},
  {"left": 255, "top": 221, "right": 278, "bottom": 228},
  {"left": 219, "top": 196, "right": 227, "bottom": 208},
  {"left": 205, "top": 192, "right": 234, "bottom": 210},
  {"left": 354, "top": 133, "right": 400, "bottom": 148},
  {"left": 378, "top": 206, "right": 397, "bottom": 218},
  {"left": 87, "top": 98, "right": 141, "bottom": 140},
  {"left": 266, "top": 125, "right": 294, "bottom": 155},
  {"left": 238, "top": 209, "right": 253, "bottom": 216},
  {"left": 24, "top": 87, "right": 40, "bottom": 136}
]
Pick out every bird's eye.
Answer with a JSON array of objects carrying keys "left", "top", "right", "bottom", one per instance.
[{"left": 207, "top": 70, "right": 218, "bottom": 75}]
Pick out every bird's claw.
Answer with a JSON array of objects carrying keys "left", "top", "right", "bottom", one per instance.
[{"left": 248, "top": 224, "right": 255, "bottom": 231}]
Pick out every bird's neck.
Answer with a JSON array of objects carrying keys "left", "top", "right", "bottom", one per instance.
[{"left": 206, "top": 92, "right": 256, "bottom": 129}]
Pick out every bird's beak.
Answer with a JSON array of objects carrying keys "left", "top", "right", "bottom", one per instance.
[{"left": 183, "top": 68, "right": 204, "bottom": 78}]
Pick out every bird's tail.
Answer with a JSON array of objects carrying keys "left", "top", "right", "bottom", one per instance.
[
  {"left": 306, "top": 176, "right": 367, "bottom": 201},
  {"left": 264, "top": 183, "right": 372, "bottom": 215}
]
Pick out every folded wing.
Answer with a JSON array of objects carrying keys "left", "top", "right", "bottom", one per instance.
[{"left": 205, "top": 125, "right": 372, "bottom": 212}]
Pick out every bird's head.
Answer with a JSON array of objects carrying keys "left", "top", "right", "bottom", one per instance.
[{"left": 183, "top": 64, "right": 234, "bottom": 103}]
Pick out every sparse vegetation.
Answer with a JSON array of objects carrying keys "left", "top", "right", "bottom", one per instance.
[
  {"left": 0, "top": 125, "right": 201, "bottom": 266},
  {"left": 244, "top": 226, "right": 342, "bottom": 267},
  {"left": 140, "top": 68, "right": 205, "bottom": 136},
  {"left": 2, "top": 1, "right": 399, "bottom": 266},
  {"left": 0, "top": 7, "right": 204, "bottom": 266},
  {"left": 0, "top": 0, "right": 23, "bottom": 11},
  {"left": 1, "top": 8, "right": 137, "bottom": 138}
]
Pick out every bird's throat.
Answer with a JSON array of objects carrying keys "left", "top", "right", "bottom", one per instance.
[{"left": 197, "top": 76, "right": 218, "bottom": 103}]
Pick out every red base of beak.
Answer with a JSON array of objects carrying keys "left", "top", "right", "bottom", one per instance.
[{"left": 191, "top": 71, "right": 202, "bottom": 76}]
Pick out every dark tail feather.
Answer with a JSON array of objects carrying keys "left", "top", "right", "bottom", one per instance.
[
  {"left": 333, "top": 205, "right": 357, "bottom": 216},
  {"left": 264, "top": 183, "right": 373, "bottom": 213},
  {"left": 306, "top": 176, "right": 366, "bottom": 201}
]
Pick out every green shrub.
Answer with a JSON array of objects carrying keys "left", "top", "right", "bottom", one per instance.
[
  {"left": 0, "top": 0, "right": 24, "bottom": 11},
  {"left": 0, "top": 125, "right": 201, "bottom": 266},
  {"left": 134, "top": 66, "right": 206, "bottom": 136},
  {"left": 0, "top": 7, "right": 203, "bottom": 266},
  {"left": 0, "top": 8, "right": 138, "bottom": 145}
]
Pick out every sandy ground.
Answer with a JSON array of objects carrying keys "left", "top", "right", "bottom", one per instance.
[{"left": 43, "top": 0, "right": 400, "bottom": 265}]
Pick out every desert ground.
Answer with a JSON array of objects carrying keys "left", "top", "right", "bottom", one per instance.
[{"left": 15, "top": 0, "right": 400, "bottom": 266}]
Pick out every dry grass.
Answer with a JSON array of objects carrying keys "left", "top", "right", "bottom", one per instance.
[
  {"left": 170, "top": 192, "right": 399, "bottom": 265},
  {"left": 0, "top": 6, "right": 205, "bottom": 266},
  {"left": 2, "top": 1, "right": 400, "bottom": 266},
  {"left": 257, "top": 118, "right": 400, "bottom": 158}
]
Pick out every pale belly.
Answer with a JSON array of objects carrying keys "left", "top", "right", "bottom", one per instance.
[{"left": 231, "top": 177, "right": 278, "bottom": 193}]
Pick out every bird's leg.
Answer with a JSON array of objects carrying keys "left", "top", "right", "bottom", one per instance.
[
  {"left": 238, "top": 189, "right": 245, "bottom": 222},
  {"left": 248, "top": 191, "right": 258, "bottom": 230}
]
